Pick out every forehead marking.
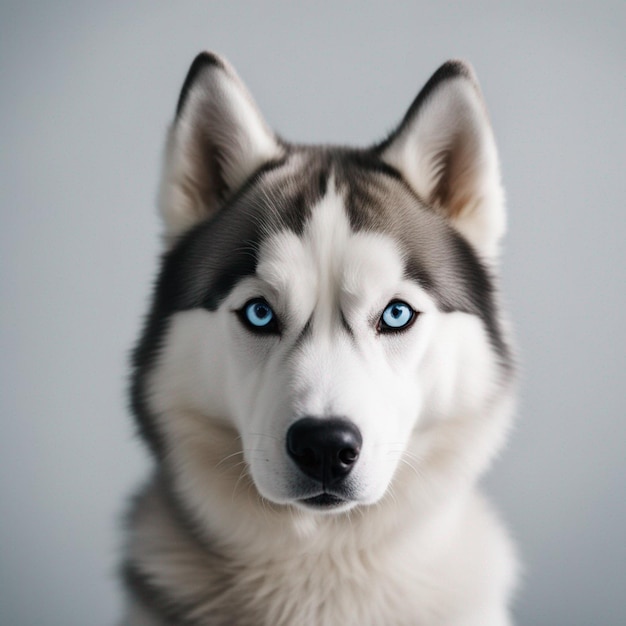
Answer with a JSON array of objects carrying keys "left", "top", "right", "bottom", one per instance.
[
  {"left": 256, "top": 178, "right": 351, "bottom": 329},
  {"left": 257, "top": 178, "right": 410, "bottom": 335}
]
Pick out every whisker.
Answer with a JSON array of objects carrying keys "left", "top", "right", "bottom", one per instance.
[
  {"left": 398, "top": 457, "right": 423, "bottom": 479},
  {"left": 215, "top": 450, "right": 244, "bottom": 470}
]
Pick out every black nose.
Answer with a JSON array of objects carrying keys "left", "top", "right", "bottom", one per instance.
[{"left": 286, "top": 417, "right": 362, "bottom": 485}]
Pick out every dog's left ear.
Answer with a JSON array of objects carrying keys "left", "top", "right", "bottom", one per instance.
[
  {"left": 158, "top": 52, "right": 285, "bottom": 242},
  {"left": 380, "top": 61, "right": 505, "bottom": 259}
]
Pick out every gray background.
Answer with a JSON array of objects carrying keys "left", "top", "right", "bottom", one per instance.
[{"left": 1, "top": 2, "right": 625, "bottom": 625}]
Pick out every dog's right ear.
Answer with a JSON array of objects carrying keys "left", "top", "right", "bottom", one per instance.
[{"left": 158, "top": 52, "right": 284, "bottom": 242}]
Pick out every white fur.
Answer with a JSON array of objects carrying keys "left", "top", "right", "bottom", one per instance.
[
  {"left": 127, "top": 183, "right": 517, "bottom": 625},
  {"left": 127, "top": 477, "right": 516, "bottom": 625},
  {"left": 123, "top": 54, "right": 518, "bottom": 625}
]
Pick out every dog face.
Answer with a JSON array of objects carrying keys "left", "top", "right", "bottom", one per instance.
[
  {"left": 132, "top": 53, "right": 513, "bottom": 517},
  {"left": 202, "top": 183, "right": 442, "bottom": 511}
]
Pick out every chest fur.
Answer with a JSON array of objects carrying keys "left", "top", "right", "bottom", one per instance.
[{"left": 125, "top": 485, "right": 441, "bottom": 626}]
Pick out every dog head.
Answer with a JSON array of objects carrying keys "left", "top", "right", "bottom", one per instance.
[{"left": 132, "top": 53, "right": 514, "bottom": 519}]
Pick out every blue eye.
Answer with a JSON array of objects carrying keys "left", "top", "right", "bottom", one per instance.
[
  {"left": 379, "top": 301, "right": 416, "bottom": 332},
  {"left": 240, "top": 298, "right": 278, "bottom": 333}
]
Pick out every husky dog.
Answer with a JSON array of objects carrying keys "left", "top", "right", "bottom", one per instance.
[{"left": 121, "top": 52, "right": 518, "bottom": 626}]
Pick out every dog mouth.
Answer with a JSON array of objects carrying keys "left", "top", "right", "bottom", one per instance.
[{"left": 299, "top": 493, "right": 349, "bottom": 509}]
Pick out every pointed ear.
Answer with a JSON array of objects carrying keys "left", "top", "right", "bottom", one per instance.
[
  {"left": 380, "top": 61, "right": 505, "bottom": 259},
  {"left": 159, "top": 52, "right": 285, "bottom": 241}
]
